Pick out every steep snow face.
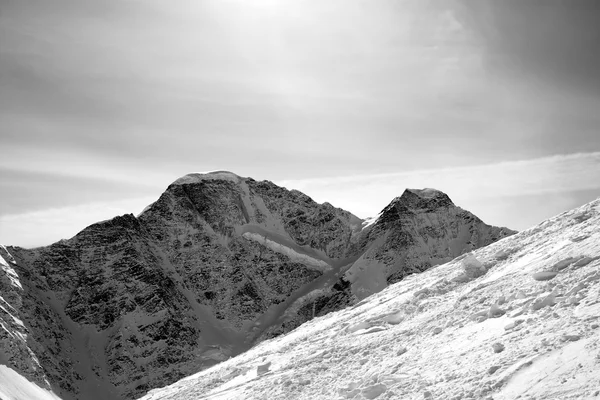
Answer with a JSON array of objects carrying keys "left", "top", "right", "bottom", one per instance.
[
  {"left": 140, "top": 198, "right": 600, "bottom": 400},
  {"left": 0, "top": 365, "right": 62, "bottom": 400}
]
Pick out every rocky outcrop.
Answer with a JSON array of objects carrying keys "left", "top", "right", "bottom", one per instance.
[
  {"left": 137, "top": 198, "right": 600, "bottom": 400},
  {"left": 0, "top": 245, "right": 55, "bottom": 392},
  {"left": 347, "top": 188, "right": 515, "bottom": 295},
  {"left": 257, "top": 188, "right": 515, "bottom": 339},
  {"left": 0, "top": 172, "right": 515, "bottom": 399}
]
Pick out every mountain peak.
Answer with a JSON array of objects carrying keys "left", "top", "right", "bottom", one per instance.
[
  {"left": 171, "top": 170, "right": 244, "bottom": 185},
  {"left": 373, "top": 188, "right": 456, "bottom": 226},
  {"left": 395, "top": 187, "right": 455, "bottom": 210},
  {"left": 405, "top": 187, "right": 447, "bottom": 199}
]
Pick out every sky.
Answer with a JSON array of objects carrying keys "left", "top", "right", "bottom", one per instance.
[{"left": 1, "top": 0, "right": 600, "bottom": 247}]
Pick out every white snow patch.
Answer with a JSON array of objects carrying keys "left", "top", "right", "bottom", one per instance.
[
  {"left": 407, "top": 188, "right": 443, "bottom": 199},
  {"left": 0, "top": 302, "right": 24, "bottom": 328},
  {"left": 361, "top": 214, "right": 380, "bottom": 230},
  {"left": 0, "top": 247, "right": 22, "bottom": 290},
  {"left": 0, "top": 321, "right": 14, "bottom": 337},
  {"left": 172, "top": 171, "right": 243, "bottom": 185},
  {"left": 242, "top": 232, "right": 331, "bottom": 272},
  {"left": 345, "top": 256, "right": 387, "bottom": 301},
  {"left": 137, "top": 201, "right": 155, "bottom": 217},
  {"left": 496, "top": 338, "right": 600, "bottom": 399},
  {"left": 0, "top": 365, "right": 63, "bottom": 400},
  {"left": 0, "top": 295, "right": 17, "bottom": 313}
]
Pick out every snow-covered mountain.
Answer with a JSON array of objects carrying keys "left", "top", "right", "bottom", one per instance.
[
  {"left": 0, "top": 171, "right": 514, "bottom": 400},
  {"left": 141, "top": 197, "right": 600, "bottom": 400}
]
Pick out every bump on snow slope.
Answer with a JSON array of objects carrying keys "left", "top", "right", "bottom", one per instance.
[{"left": 140, "top": 198, "right": 600, "bottom": 400}]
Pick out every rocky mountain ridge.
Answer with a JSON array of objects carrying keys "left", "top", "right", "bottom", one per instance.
[
  {"left": 0, "top": 171, "right": 515, "bottom": 400},
  {"left": 139, "top": 196, "right": 600, "bottom": 400}
]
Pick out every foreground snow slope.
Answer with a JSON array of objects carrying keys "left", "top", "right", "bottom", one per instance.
[
  {"left": 141, "top": 198, "right": 600, "bottom": 400},
  {"left": 0, "top": 365, "right": 62, "bottom": 400}
]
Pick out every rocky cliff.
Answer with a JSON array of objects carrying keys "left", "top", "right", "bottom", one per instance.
[
  {"left": 138, "top": 197, "right": 600, "bottom": 400},
  {"left": 258, "top": 187, "right": 515, "bottom": 339},
  {"left": 0, "top": 171, "right": 515, "bottom": 400}
]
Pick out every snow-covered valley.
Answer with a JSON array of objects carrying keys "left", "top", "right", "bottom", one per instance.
[{"left": 141, "top": 198, "right": 600, "bottom": 400}]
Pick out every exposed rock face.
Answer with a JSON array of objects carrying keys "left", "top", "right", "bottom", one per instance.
[
  {"left": 0, "top": 245, "right": 55, "bottom": 392},
  {"left": 137, "top": 198, "right": 600, "bottom": 400},
  {"left": 0, "top": 172, "right": 515, "bottom": 400},
  {"left": 258, "top": 188, "right": 516, "bottom": 339},
  {"left": 350, "top": 188, "right": 515, "bottom": 292}
]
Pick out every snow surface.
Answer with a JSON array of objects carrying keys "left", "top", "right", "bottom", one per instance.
[
  {"left": 344, "top": 245, "right": 388, "bottom": 301},
  {"left": 171, "top": 171, "right": 244, "bottom": 185},
  {"left": 140, "top": 198, "right": 600, "bottom": 400},
  {"left": 361, "top": 215, "right": 380, "bottom": 230},
  {"left": 0, "top": 246, "right": 22, "bottom": 290},
  {"left": 0, "top": 249, "right": 25, "bottom": 331},
  {"left": 242, "top": 232, "right": 331, "bottom": 272},
  {"left": 0, "top": 365, "right": 62, "bottom": 400},
  {"left": 137, "top": 202, "right": 155, "bottom": 217},
  {"left": 406, "top": 188, "right": 443, "bottom": 199}
]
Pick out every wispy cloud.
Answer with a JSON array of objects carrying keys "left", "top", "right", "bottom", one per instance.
[
  {"left": 276, "top": 152, "right": 600, "bottom": 227},
  {"left": 2, "top": 1, "right": 600, "bottom": 246},
  {"left": 0, "top": 197, "right": 157, "bottom": 248},
  {"left": 2, "top": 153, "right": 599, "bottom": 248},
  {"left": 0, "top": 144, "right": 178, "bottom": 191}
]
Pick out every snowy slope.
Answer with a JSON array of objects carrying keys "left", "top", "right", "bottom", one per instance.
[
  {"left": 0, "top": 365, "right": 62, "bottom": 400},
  {"left": 140, "top": 198, "right": 600, "bottom": 400}
]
